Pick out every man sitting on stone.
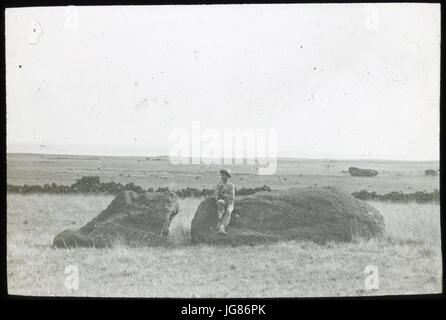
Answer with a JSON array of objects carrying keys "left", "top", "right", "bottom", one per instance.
[{"left": 215, "top": 168, "right": 235, "bottom": 235}]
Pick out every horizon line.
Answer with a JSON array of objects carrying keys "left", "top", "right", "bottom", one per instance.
[{"left": 6, "top": 152, "right": 440, "bottom": 163}]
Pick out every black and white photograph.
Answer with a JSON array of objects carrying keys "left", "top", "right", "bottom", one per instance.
[{"left": 5, "top": 3, "right": 441, "bottom": 298}]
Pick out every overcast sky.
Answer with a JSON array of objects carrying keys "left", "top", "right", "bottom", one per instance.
[{"left": 5, "top": 4, "right": 440, "bottom": 160}]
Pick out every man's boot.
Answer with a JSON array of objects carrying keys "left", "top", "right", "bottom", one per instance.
[{"left": 218, "top": 224, "right": 228, "bottom": 236}]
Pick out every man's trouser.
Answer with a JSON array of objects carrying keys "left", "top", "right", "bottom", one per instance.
[{"left": 217, "top": 199, "right": 234, "bottom": 228}]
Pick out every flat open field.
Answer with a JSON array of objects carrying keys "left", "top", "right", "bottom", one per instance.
[
  {"left": 7, "top": 153, "right": 440, "bottom": 193},
  {"left": 6, "top": 153, "right": 442, "bottom": 297}
]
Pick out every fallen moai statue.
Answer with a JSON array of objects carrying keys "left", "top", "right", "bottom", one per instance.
[
  {"left": 52, "top": 191, "right": 179, "bottom": 248},
  {"left": 348, "top": 167, "right": 378, "bottom": 177},
  {"left": 424, "top": 169, "right": 437, "bottom": 176},
  {"left": 191, "top": 187, "right": 384, "bottom": 245}
]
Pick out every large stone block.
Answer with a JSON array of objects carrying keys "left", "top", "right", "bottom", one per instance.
[
  {"left": 191, "top": 187, "right": 384, "bottom": 245},
  {"left": 53, "top": 191, "right": 179, "bottom": 248}
]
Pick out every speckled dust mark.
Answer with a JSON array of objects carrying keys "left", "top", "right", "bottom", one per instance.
[{"left": 28, "top": 20, "right": 43, "bottom": 45}]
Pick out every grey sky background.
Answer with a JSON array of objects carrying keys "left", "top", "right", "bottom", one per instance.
[{"left": 6, "top": 4, "right": 440, "bottom": 160}]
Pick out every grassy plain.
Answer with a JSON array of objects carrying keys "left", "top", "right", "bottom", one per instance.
[
  {"left": 6, "top": 153, "right": 441, "bottom": 296},
  {"left": 7, "top": 153, "right": 440, "bottom": 193}
]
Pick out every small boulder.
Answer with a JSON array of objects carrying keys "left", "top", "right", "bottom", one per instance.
[
  {"left": 191, "top": 187, "right": 384, "bottom": 245},
  {"left": 53, "top": 191, "right": 179, "bottom": 248},
  {"left": 424, "top": 169, "right": 437, "bottom": 176}
]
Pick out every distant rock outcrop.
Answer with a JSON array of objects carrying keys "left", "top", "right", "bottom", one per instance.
[
  {"left": 53, "top": 191, "right": 179, "bottom": 248},
  {"left": 348, "top": 167, "right": 378, "bottom": 177},
  {"left": 190, "top": 187, "right": 384, "bottom": 245},
  {"left": 352, "top": 189, "right": 440, "bottom": 203}
]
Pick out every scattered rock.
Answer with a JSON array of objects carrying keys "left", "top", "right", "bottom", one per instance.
[
  {"left": 70, "top": 176, "right": 101, "bottom": 193},
  {"left": 8, "top": 176, "right": 272, "bottom": 198},
  {"left": 190, "top": 187, "right": 384, "bottom": 245},
  {"left": 52, "top": 191, "right": 179, "bottom": 248}
]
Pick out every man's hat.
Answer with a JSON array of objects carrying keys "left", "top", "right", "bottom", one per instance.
[{"left": 220, "top": 168, "right": 231, "bottom": 178}]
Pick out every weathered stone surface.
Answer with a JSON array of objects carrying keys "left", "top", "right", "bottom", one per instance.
[
  {"left": 348, "top": 167, "right": 378, "bottom": 177},
  {"left": 191, "top": 187, "right": 384, "bottom": 245},
  {"left": 53, "top": 191, "right": 179, "bottom": 248}
]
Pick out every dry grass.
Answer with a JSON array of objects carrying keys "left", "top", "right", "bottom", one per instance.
[
  {"left": 7, "top": 194, "right": 442, "bottom": 297},
  {"left": 371, "top": 202, "right": 441, "bottom": 247},
  {"left": 169, "top": 198, "right": 203, "bottom": 244}
]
